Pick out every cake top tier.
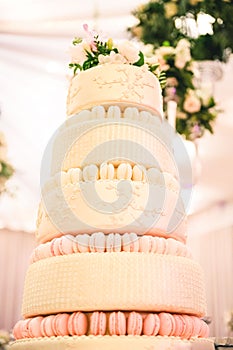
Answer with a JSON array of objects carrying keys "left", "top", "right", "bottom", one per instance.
[{"left": 67, "top": 25, "right": 165, "bottom": 117}]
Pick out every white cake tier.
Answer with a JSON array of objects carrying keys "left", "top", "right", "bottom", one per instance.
[
  {"left": 50, "top": 110, "right": 175, "bottom": 176},
  {"left": 22, "top": 253, "right": 206, "bottom": 318},
  {"left": 66, "top": 64, "right": 163, "bottom": 117},
  {"left": 36, "top": 178, "right": 186, "bottom": 244},
  {"left": 10, "top": 335, "right": 215, "bottom": 350}
]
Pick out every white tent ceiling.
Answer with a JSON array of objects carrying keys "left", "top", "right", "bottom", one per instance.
[{"left": 0, "top": 0, "right": 233, "bottom": 232}]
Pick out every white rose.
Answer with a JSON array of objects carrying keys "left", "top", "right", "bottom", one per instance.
[
  {"left": 156, "top": 46, "right": 175, "bottom": 57},
  {"left": 117, "top": 41, "right": 140, "bottom": 64},
  {"left": 98, "top": 51, "right": 126, "bottom": 65},
  {"left": 145, "top": 55, "right": 159, "bottom": 66},
  {"left": 164, "top": 2, "right": 178, "bottom": 18},
  {"left": 175, "top": 56, "right": 189, "bottom": 69},
  {"left": 154, "top": 46, "right": 175, "bottom": 71},
  {"left": 142, "top": 44, "right": 154, "bottom": 57},
  {"left": 196, "top": 84, "right": 213, "bottom": 106},
  {"left": 183, "top": 91, "right": 201, "bottom": 113},
  {"left": 176, "top": 38, "right": 191, "bottom": 50},
  {"left": 153, "top": 54, "right": 170, "bottom": 71},
  {"left": 175, "top": 39, "right": 191, "bottom": 69}
]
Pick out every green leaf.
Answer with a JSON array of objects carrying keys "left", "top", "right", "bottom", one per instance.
[
  {"left": 72, "top": 37, "right": 82, "bottom": 45},
  {"left": 0, "top": 161, "right": 14, "bottom": 178},
  {"left": 133, "top": 51, "right": 144, "bottom": 67}
]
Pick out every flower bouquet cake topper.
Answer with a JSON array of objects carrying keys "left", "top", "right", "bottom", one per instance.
[{"left": 69, "top": 24, "right": 166, "bottom": 89}]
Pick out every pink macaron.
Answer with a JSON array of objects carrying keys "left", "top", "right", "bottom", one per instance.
[
  {"left": 173, "top": 314, "right": 185, "bottom": 337},
  {"left": 127, "top": 312, "right": 143, "bottom": 335},
  {"left": 178, "top": 315, "right": 188, "bottom": 338},
  {"left": 14, "top": 319, "right": 30, "bottom": 339},
  {"left": 150, "top": 237, "right": 158, "bottom": 253},
  {"left": 20, "top": 319, "right": 31, "bottom": 338},
  {"left": 143, "top": 313, "right": 160, "bottom": 336},
  {"left": 50, "top": 238, "right": 59, "bottom": 256},
  {"left": 75, "top": 234, "right": 90, "bottom": 253},
  {"left": 139, "top": 236, "right": 151, "bottom": 253},
  {"left": 89, "top": 232, "right": 106, "bottom": 252},
  {"left": 156, "top": 237, "right": 166, "bottom": 254},
  {"left": 106, "top": 233, "right": 121, "bottom": 252},
  {"left": 165, "top": 238, "right": 178, "bottom": 256},
  {"left": 90, "top": 312, "right": 106, "bottom": 336},
  {"left": 190, "top": 316, "right": 202, "bottom": 337},
  {"left": 40, "top": 315, "right": 55, "bottom": 337},
  {"left": 158, "top": 312, "right": 175, "bottom": 336},
  {"left": 199, "top": 320, "right": 209, "bottom": 338},
  {"left": 181, "top": 315, "right": 193, "bottom": 339},
  {"left": 68, "top": 312, "right": 88, "bottom": 336},
  {"left": 59, "top": 235, "right": 74, "bottom": 255},
  {"left": 109, "top": 311, "right": 126, "bottom": 335},
  {"left": 28, "top": 316, "right": 43, "bottom": 338},
  {"left": 13, "top": 320, "right": 24, "bottom": 340},
  {"left": 53, "top": 313, "right": 69, "bottom": 336}
]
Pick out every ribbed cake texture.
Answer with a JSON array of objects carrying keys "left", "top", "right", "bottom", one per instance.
[{"left": 10, "top": 55, "right": 213, "bottom": 350}]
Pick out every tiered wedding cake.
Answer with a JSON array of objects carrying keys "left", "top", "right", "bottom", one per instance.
[{"left": 10, "top": 29, "right": 214, "bottom": 350}]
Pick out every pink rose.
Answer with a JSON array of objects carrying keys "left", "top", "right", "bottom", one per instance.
[{"left": 183, "top": 92, "right": 201, "bottom": 113}]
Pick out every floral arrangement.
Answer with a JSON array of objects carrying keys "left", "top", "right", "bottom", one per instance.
[
  {"left": 69, "top": 24, "right": 166, "bottom": 88},
  {"left": 129, "top": 0, "right": 233, "bottom": 62},
  {"left": 143, "top": 39, "right": 218, "bottom": 140},
  {"left": 0, "top": 131, "right": 14, "bottom": 194}
]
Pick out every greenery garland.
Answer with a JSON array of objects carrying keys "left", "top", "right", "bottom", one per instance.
[{"left": 129, "top": 0, "right": 233, "bottom": 62}]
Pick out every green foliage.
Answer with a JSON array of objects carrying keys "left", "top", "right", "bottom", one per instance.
[
  {"left": 129, "top": 0, "right": 233, "bottom": 62},
  {"left": 69, "top": 34, "right": 166, "bottom": 89},
  {"left": 0, "top": 161, "right": 14, "bottom": 179}
]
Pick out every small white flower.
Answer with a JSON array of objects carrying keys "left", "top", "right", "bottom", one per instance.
[{"left": 117, "top": 41, "right": 140, "bottom": 64}]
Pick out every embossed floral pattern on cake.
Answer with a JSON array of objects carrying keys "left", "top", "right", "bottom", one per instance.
[{"left": 92, "top": 65, "right": 155, "bottom": 103}]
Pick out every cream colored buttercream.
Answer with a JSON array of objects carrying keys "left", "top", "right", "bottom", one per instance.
[
  {"left": 22, "top": 253, "right": 206, "bottom": 318},
  {"left": 67, "top": 64, "right": 163, "bottom": 117}
]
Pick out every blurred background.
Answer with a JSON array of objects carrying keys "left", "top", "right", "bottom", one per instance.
[{"left": 0, "top": 0, "right": 233, "bottom": 341}]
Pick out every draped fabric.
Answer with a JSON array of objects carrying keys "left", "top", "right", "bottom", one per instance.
[
  {"left": 0, "top": 229, "right": 36, "bottom": 331},
  {"left": 188, "top": 203, "right": 233, "bottom": 337}
]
